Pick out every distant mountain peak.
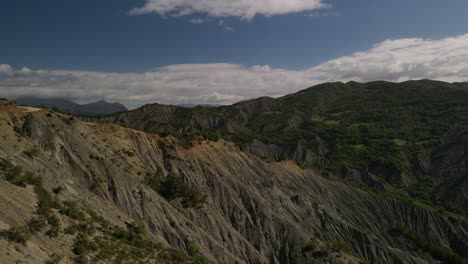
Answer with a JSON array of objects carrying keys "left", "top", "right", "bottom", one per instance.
[{"left": 14, "top": 97, "right": 128, "bottom": 115}]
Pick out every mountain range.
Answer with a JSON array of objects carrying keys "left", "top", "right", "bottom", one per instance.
[
  {"left": 1, "top": 80, "right": 468, "bottom": 263},
  {"left": 14, "top": 97, "right": 128, "bottom": 115}
]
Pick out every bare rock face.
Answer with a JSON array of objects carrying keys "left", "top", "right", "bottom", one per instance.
[{"left": 0, "top": 106, "right": 467, "bottom": 263}]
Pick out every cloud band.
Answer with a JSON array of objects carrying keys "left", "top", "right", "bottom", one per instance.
[
  {"left": 129, "top": 0, "right": 328, "bottom": 20},
  {"left": 1, "top": 34, "right": 468, "bottom": 108}
]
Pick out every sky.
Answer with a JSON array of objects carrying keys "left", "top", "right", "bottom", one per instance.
[{"left": 1, "top": 0, "right": 468, "bottom": 108}]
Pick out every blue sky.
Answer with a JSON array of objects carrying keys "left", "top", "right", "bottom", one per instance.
[{"left": 1, "top": 0, "right": 468, "bottom": 107}]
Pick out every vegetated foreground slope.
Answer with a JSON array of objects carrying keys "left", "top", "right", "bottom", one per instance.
[
  {"left": 0, "top": 99, "right": 467, "bottom": 263},
  {"left": 93, "top": 80, "right": 468, "bottom": 217}
]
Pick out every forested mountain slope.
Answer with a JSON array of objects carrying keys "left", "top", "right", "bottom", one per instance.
[{"left": 91, "top": 80, "right": 468, "bottom": 216}]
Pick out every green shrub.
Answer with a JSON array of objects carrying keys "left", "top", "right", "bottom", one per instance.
[
  {"left": 123, "top": 149, "right": 136, "bottom": 157},
  {"left": 45, "top": 226, "right": 60, "bottom": 238},
  {"left": 44, "top": 214, "right": 61, "bottom": 238},
  {"left": 60, "top": 201, "right": 86, "bottom": 221},
  {"left": 187, "top": 243, "right": 211, "bottom": 263},
  {"left": 64, "top": 225, "right": 78, "bottom": 235},
  {"left": 73, "top": 233, "right": 98, "bottom": 255},
  {"left": 27, "top": 217, "right": 48, "bottom": 232},
  {"left": 126, "top": 221, "right": 147, "bottom": 238},
  {"left": 181, "top": 189, "right": 208, "bottom": 208},
  {"left": 24, "top": 146, "right": 40, "bottom": 158},
  {"left": 0, "top": 158, "right": 14, "bottom": 172},
  {"left": 144, "top": 172, "right": 163, "bottom": 193},
  {"left": 189, "top": 243, "right": 200, "bottom": 256},
  {"left": 35, "top": 183, "right": 61, "bottom": 217},
  {"left": 145, "top": 173, "right": 207, "bottom": 208},
  {"left": 159, "top": 174, "right": 189, "bottom": 200},
  {"left": 0, "top": 225, "right": 32, "bottom": 244},
  {"left": 181, "top": 133, "right": 197, "bottom": 147},
  {"left": 52, "top": 186, "right": 64, "bottom": 195},
  {"left": 3, "top": 164, "right": 39, "bottom": 187},
  {"left": 200, "top": 127, "right": 221, "bottom": 141},
  {"left": 86, "top": 210, "right": 112, "bottom": 231},
  {"left": 65, "top": 222, "right": 94, "bottom": 235},
  {"left": 111, "top": 223, "right": 147, "bottom": 245},
  {"left": 160, "top": 175, "right": 207, "bottom": 208}
]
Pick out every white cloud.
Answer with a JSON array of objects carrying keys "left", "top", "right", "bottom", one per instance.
[
  {"left": 130, "top": 0, "right": 328, "bottom": 21},
  {"left": 306, "top": 34, "right": 468, "bottom": 83},
  {"left": 0, "top": 64, "right": 14, "bottom": 76},
  {"left": 0, "top": 64, "right": 306, "bottom": 108},
  {"left": 19, "top": 67, "right": 33, "bottom": 75},
  {"left": 1, "top": 34, "right": 468, "bottom": 108},
  {"left": 189, "top": 18, "right": 205, "bottom": 24}
]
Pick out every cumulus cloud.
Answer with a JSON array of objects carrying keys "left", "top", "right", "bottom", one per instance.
[
  {"left": 129, "top": 0, "right": 328, "bottom": 21},
  {"left": 0, "top": 64, "right": 14, "bottom": 76},
  {"left": 1, "top": 34, "right": 468, "bottom": 108},
  {"left": 306, "top": 34, "right": 468, "bottom": 82}
]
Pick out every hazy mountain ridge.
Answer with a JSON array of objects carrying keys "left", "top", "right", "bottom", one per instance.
[{"left": 14, "top": 97, "right": 128, "bottom": 115}]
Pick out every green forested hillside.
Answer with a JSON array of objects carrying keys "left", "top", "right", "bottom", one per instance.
[{"left": 92, "top": 80, "right": 468, "bottom": 216}]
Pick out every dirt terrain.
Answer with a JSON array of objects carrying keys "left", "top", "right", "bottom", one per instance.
[{"left": 0, "top": 100, "right": 467, "bottom": 263}]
